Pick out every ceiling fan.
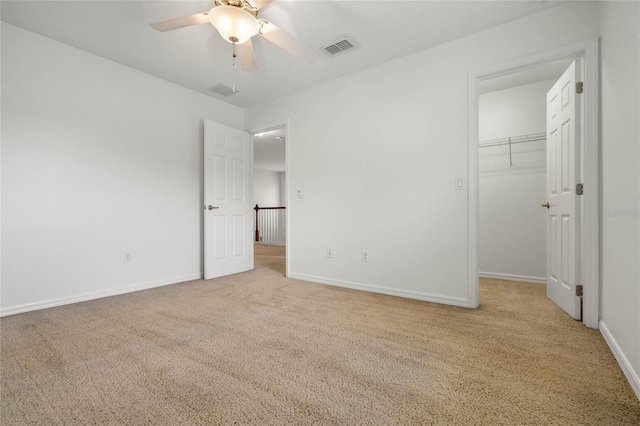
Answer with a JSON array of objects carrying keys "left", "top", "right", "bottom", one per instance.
[{"left": 149, "top": 0, "right": 318, "bottom": 71}]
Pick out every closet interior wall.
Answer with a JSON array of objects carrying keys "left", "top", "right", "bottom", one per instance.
[{"left": 479, "top": 79, "right": 556, "bottom": 283}]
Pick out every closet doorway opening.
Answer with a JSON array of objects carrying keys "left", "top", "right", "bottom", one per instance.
[
  {"left": 477, "top": 60, "right": 572, "bottom": 304},
  {"left": 468, "top": 38, "right": 600, "bottom": 328},
  {"left": 252, "top": 122, "right": 288, "bottom": 276}
]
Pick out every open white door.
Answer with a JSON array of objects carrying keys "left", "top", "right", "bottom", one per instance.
[
  {"left": 545, "top": 60, "right": 581, "bottom": 319},
  {"left": 204, "top": 120, "right": 254, "bottom": 279}
]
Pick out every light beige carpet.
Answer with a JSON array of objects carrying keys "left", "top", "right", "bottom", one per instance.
[{"left": 1, "top": 244, "right": 639, "bottom": 424}]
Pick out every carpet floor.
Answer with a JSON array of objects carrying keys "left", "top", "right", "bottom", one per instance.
[{"left": 1, "top": 244, "right": 639, "bottom": 424}]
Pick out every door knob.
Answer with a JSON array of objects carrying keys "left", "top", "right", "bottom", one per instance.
[
  {"left": 541, "top": 202, "right": 550, "bottom": 209},
  {"left": 207, "top": 205, "right": 219, "bottom": 210}
]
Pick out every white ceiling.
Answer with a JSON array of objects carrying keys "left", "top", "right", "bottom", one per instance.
[{"left": 1, "top": 0, "right": 565, "bottom": 108}]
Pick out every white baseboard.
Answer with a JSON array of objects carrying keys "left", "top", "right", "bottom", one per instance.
[
  {"left": 479, "top": 271, "right": 545, "bottom": 284},
  {"left": 287, "top": 272, "right": 472, "bottom": 308},
  {"left": 0, "top": 273, "right": 202, "bottom": 317},
  {"left": 600, "top": 320, "right": 640, "bottom": 401}
]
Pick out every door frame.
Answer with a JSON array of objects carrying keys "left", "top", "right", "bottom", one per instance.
[
  {"left": 467, "top": 38, "right": 600, "bottom": 328},
  {"left": 249, "top": 119, "right": 290, "bottom": 277}
]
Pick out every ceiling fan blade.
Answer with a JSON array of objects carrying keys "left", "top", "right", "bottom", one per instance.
[
  {"left": 149, "top": 12, "right": 210, "bottom": 32},
  {"left": 237, "top": 39, "right": 257, "bottom": 72},
  {"left": 258, "top": 21, "right": 318, "bottom": 64}
]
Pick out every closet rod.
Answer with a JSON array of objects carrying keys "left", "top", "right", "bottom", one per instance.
[{"left": 479, "top": 131, "right": 546, "bottom": 149}]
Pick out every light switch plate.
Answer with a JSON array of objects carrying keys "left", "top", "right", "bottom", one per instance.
[{"left": 455, "top": 177, "right": 464, "bottom": 190}]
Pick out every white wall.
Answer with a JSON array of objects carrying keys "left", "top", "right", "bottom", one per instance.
[
  {"left": 246, "top": 1, "right": 600, "bottom": 306},
  {"left": 279, "top": 172, "right": 287, "bottom": 207},
  {"left": 479, "top": 80, "right": 555, "bottom": 282},
  {"left": 1, "top": 24, "right": 244, "bottom": 315},
  {"left": 253, "top": 169, "right": 282, "bottom": 207},
  {"left": 598, "top": 1, "right": 640, "bottom": 399}
]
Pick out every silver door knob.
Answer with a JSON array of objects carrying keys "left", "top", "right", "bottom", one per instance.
[
  {"left": 541, "top": 202, "right": 550, "bottom": 209},
  {"left": 207, "top": 205, "right": 219, "bottom": 210}
]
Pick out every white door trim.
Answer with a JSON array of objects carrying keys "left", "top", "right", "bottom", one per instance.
[
  {"left": 249, "top": 119, "right": 290, "bottom": 277},
  {"left": 467, "top": 38, "right": 600, "bottom": 328}
]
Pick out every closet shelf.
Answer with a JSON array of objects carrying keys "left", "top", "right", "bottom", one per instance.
[{"left": 479, "top": 132, "right": 546, "bottom": 148}]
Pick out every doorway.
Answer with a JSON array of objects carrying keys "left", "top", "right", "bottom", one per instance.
[
  {"left": 477, "top": 61, "right": 575, "bottom": 320},
  {"left": 477, "top": 75, "right": 562, "bottom": 285},
  {"left": 467, "top": 38, "right": 600, "bottom": 328},
  {"left": 251, "top": 121, "right": 289, "bottom": 276}
]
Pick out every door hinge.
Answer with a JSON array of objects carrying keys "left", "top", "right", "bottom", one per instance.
[
  {"left": 576, "top": 81, "right": 584, "bottom": 94},
  {"left": 576, "top": 285, "right": 583, "bottom": 297},
  {"left": 576, "top": 183, "right": 584, "bottom": 195}
]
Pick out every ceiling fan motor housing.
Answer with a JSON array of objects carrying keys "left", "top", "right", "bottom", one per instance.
[{"left": 215, "top": 0, "right": 258, "bottom": 17}]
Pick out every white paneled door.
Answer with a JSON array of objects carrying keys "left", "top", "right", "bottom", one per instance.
[
  {"left": 204, "top": 120, "right": 254, "bottom": 279},
  {"left": 545, "top": 60, "right": 581, "bottom": 320}
]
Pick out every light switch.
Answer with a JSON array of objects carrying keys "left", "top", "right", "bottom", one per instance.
[
  {"left": 297, "top": 189, "right": 305, "bottom": 198},
  {"left": 455, "top": 177, "right": 464, "bottom": 190}
]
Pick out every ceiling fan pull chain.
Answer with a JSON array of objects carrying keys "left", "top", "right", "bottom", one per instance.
[{"left": 232, "top": 44, "right": 237, "bottom": 93}]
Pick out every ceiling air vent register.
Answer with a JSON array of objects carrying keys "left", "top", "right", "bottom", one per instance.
[
  {"left": 321, "top": 37, "right": 357, "bottom": 57},
  {"left": 208, "top": 83, "right": 239, "bottom": 97}
]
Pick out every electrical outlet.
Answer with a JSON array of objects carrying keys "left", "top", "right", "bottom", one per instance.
[
  {"left": 124, "top": 252, "right": 133, "bottom": 263},
  {"left": 362, "top": 250, "right": 368, "bottom": 262},
  {"left": 327, "top": 248, "right": 333, "bottom": 258},
  {"left": 297, "top": 189, "right": 305, "bottom": 198}
]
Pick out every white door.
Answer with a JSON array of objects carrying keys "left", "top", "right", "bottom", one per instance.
[
  {"left": 545, "top": 60, "right": 581, "bottom": 319},
  {"left": 204, "top": 120, "right": 254, "bottom": 279}
]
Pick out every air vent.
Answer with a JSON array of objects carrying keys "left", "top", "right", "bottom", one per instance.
[
  {"left": 208, "top": 83, "right": 239, "bottom": 96},
  {"left": 321, "top": 37, "right": 357, "bottom": 57}
]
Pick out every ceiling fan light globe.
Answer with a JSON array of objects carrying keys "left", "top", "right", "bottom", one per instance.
[{"left": 209, "top": 5, "right": 259, "bottom": 45}]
